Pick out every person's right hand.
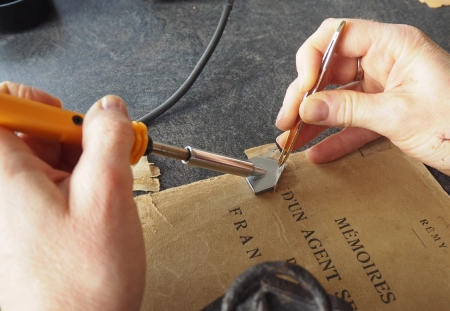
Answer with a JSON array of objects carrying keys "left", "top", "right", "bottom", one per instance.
[{"left": 276, "top": 19, "right": 450, "bottom": 175}]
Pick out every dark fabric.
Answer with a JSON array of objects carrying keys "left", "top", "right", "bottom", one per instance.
[{"left": 1, "top": 0, "right": 449, "bottom": 192}]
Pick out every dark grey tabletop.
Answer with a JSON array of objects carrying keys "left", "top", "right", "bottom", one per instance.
[{"left": 1, "top": 0, "right": 450, "bottom": 193}]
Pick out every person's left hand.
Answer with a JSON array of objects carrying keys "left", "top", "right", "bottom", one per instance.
[{"left": 0, "top": 82, "right": 146, "bottom": 311}]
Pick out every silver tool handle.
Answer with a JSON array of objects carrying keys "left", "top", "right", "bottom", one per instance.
[{"left": 183, "top": 146, "right": 266, "bottom": 177}]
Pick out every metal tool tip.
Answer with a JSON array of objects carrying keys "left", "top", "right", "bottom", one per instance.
[
  {"left": 277, "top": 151, "right": 288, "bottom": 167},
  {"left": 253, "top": 165, "right": 267, "bottom": 177}
]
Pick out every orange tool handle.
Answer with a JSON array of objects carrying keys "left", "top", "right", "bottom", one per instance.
[{"left": 0, "top": 92, "right": 148, "bottom": 165}]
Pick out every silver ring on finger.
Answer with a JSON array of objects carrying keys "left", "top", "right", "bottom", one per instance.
[{"left": 353, "top": 57, "right": 364, "bottom": 82}]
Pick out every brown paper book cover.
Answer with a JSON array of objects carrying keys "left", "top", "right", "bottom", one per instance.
[
  {"left": 418, "top": 0, "right": 450, "bottom": 8},
  {"left": 136, "top": 138, "right": 450, "bottom": 311}
]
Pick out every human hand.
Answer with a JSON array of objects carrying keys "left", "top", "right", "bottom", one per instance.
[
  {"left": 0, "top": 82, "right": 145, "bottom": 310},
  {"left": 276, "top": 19, "right": 450, "bottom": 175}
]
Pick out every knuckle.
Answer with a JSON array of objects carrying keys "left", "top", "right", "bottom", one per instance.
[
  {"left": 287, "top": 80, "right": 299, "bottom": 93},
  {"left": 394, "top": 24, "right": 428, "bottom": 46},
  {"left": 295, "top": 49, "right": 301, "bottom": 60},
  {"left": 397, "top": 24, "right": 422, "bottom": 37},
  {"left": 104, "top": 116, "right": 133, "bottom": 139},
  {"left": 336, "top": 92, "right": 356, "bottom": 127},
  {"left": 89, "top": 113, "right": 134, "bottom": 148},
  {"left": 0, "top": 149, "right": 36, "bottom": 181},
  {"left": 0, "top": 81, "right": 15, "bottom": 94},
  {"left": 13, "top": 83, "right": 31, "bottom": 98},
  {"left": 295, "top": 47, "right": 305, "bottom": 64},
  {"left": 321, "top": 18, "right": 336, "bottom": 28}
]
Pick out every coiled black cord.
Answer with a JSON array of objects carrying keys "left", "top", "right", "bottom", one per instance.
[{"left": 138, "top": 0, "right": 235, "bottom": 125}]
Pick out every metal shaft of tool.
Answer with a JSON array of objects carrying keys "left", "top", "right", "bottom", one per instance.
[
  {"left": 184, "top": 146, "right": 266, "bottom": 177},
  {"left": 152, "top": 141, "right": 190, "bottom": 161},
  {"left": 151, "top": 142, "right": 267, "bottom": 177}
]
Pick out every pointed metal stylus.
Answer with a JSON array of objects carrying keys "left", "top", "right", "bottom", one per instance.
[{"left": 278, "top": 20, "right": 346, "bottom": 167}]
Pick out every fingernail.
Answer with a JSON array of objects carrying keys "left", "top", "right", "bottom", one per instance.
[
  {"left": 101, "top": 95, "right": 127, "bottom": 114},
  {"left": 276, "top": 134, "right": 285, "bottom": 147},
  {"left": 276, "top": 106, "right": 285, "bottom": 124},
  {"left": 276, "top": 136, "right": 281, "bottom": 146},
  {"left": 303, "top": 98, "right": 329, "bottom": 122}
]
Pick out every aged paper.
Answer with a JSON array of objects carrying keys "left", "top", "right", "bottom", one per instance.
[
  {"left": 132, "top": 156, "right": 160, "bottom": 192},
  {"left": 136, "top": 138, "right": 450, "bottom": 311},
  {"left": 418, "top": 0, "right": 450, "bottom": 8}
]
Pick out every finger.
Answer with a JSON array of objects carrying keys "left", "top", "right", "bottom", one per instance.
[
  {"left": 0, "top": 81, "right": 62, "bottom": 108},
  {"left": 277, "top": 82, "right": 365, "bottom": 151},
  {"left": 276, "top": 78, "right": 306, "bottom": 130},
  {"left": 296, "top": 25, "right": 359, "bottom": 91},
  {"left": 323, "top": 54, "right": 359, "bottom": 86},
  {"left": 276, "top": 124, "right": 329, "bottom": 151},
  {"left": 305, "top": 127, "right": 381, "bottom": 163},
  {"left": 70, "top": 95, "right": 135, "bottom": 216},
  {"left": 299, "top": 87, "right": 395, "bottom": 137},
  {"left": 60, "top": 144, "right": 83, "bottom": 172},
  {"left": 280, "top": 19, "right": 378, "bottom": 131},
  {"left": 276, "top": 55, "right": 359, "bottom": 131},
  {"left": 0, "top": 128, "right": 69, "bottom": 212},
  {"left": 296, "top": 18, "right": 401, "bottom": 91},
  {"left": 18, "top": 133, "right": 62, "bottom": 166},
  {"left": 18, "top": 134, "right": 82, "bottom": 172},
  {"left": 1, "top": 82, "right": 82, "bottom": 171},
  {"left": 0, "top": 82, "right": 68, "bottom": 166},
  {"left": 0, "top": 129, "right": 52, "bottom": 176}
]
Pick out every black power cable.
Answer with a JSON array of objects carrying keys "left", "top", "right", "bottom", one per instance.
[{"left": 138, "top": 0, "right": 235, "bottom": 125}]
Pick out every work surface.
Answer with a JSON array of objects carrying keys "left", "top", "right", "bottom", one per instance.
[{"left": 1, "top": 0, "right": 449, "bottom": 193}]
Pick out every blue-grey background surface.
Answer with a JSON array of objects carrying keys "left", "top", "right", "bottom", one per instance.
[{"left": 1, "top": 0, "right": 449, "bottom": 193}]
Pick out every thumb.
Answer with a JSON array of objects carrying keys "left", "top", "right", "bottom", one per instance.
[
  {"left": 300, "top": 89, "right": 394, "bottom": 136},
  {"left": 71, "top": 95, "right": 135, "bottom": 214}
]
